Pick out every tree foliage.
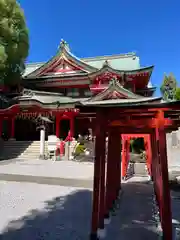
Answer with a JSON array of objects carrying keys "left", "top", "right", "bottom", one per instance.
[
  {"left": 160, "top": 73, "right": 177, "bottom": 101},
  {"left": 0, "top": 0, "right": 29, "bottom": 86},
  {"left": 175, "top": 87, "right": 180, "bottom": 100}
]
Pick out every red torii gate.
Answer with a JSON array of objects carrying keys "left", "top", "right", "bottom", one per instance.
[
  {"left": 121, "top": 134, "right": 152, "bottom": 179},
  {"left": 89, "top": 104, "right": 180, "bottom": 240}
]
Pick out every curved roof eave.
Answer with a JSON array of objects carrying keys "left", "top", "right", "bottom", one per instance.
[
  {"left": 80, "top": 96, "right": 162, "bottom": 107},
  {"left": 25, "top": 44, "right": 98, "bottom": 78},
  {"left": 88, "top": 65, "right": 154, "bottom": 78},
  {"left": 64, "top": 48, "right": 98, "bottom": 72},
  {"left": 88, "top": 79, "right": 141, "bottom": 102},
  {"left": 18, "top": 99, "right": 78, "bottom": 108}
]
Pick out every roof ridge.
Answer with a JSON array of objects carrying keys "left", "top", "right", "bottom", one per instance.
[
  {"left": 82, "top": 52, "right": 137, "bottom": 62},
  {"left": 88, "top": 78, "right": 141, "bottom": 102},
  {"left": 25, "top": 53, "right": 138, "bottom": 66},
  {"left": 23, "top": 88, "right": 63, "bottom": 96}
]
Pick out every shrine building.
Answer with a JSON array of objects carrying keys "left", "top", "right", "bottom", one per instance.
[
  {"left": 1, "top": 40, "right": 179, "bottom": 239},
  {"left": 0, "top": 39, "right": 157, "bottom": 141}
]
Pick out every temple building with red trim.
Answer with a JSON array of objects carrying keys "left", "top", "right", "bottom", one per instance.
[
  {"left": 1, "top": 40, "right": 179, "bottom": 238},
  {"left": 0, "top": 39, "right": 157, "bottom": 140}
]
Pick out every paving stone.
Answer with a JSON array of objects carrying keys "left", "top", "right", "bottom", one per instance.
[{"left": 104, "top": 182, "right": 159, "bottom": 240}]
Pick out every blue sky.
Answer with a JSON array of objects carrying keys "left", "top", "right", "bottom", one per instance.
[{"left": 19, "top": 0, "right": 180, "bottom": 96}]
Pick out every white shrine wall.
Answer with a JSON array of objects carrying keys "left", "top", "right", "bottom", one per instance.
[{"left": 166, "top": 128, "right": 180, "bottom": 169}]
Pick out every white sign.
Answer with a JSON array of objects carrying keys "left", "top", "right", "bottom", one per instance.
[{"left": 48, "top": 135, "right": 58, "bottom": 152}]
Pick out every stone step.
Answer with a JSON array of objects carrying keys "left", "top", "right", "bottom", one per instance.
[
  {"left": 3, "top": 144, "right": 48, "bottom": 146},
  {"left": 0, "top": 140, "right": 53, "bottom": 160},
  {"left": 3, "top": 144, "right": 32, "bottom": 147},
  {"left": 23, "top": 149, "right": 48, "bottom": 152},
  {"left": 24, "top": 148, "right": 48, "bottom": 151},
  {"left": 2, "top": 152, "right": 25, "bottom": 155},
  {"left": 23, "top": 148, "right": 48, "bottom": 152},
  {"left": 21, "top": 147, "right": 48, "bottom": 152},
  {"left": 3, "top": 145, "right": 33, "bottom": 148},
  {"left": 18, "top": 156, "right": 40, "bottom": 159},
  {"left": 3, "top": 148, "right": 32, "bottom": 151},
  {"left": 20, "top": 150, "right": 43, "bottom": 154},
  {"left": 0, "top": 140, "right": 43, "bottom": 159}
]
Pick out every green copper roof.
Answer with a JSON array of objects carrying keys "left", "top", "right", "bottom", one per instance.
[
  {"left": 23, "top": 40, "right": 154, "bottom": 89},
  {"left": 23, "top": 63, "right": 42, "bottom": 76},
  {"left": 84, "top": 54, "right": 140, "bottom": 70},
  {"left": 16, "top": 89, "right": 78, "bottom": 107},
  {"left": 80, "top": 97, "right": 162, "bottom": 107},
  {"left": 23, "top": 49, "right": 140, "bottom": 77}
]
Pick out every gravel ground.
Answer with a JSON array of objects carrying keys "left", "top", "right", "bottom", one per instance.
[
  {"left": 0, "top": 178, "right": 179, "bottom": 239},
  {"left": 0, "top": 177, "right": 158, "bottom": 240},
  {"left": 0, "top": 181, "right": 92, "bottom": 240},
  {"left": 0, "top": 160, "right": 94, "bottom": 180}
]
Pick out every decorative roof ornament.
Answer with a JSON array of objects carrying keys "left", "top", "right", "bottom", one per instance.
[
  {"left": 103, "top": 60, "right": 110, "bottom": 67},
  {"left": 59, "top": 39, "right": 70, "bottom": 52},
  {"left": 22, "top": 88, "right": 34, "bottom": 97},
  {"left": 109, "top": 77, "right": 119, "bottom": 86}
]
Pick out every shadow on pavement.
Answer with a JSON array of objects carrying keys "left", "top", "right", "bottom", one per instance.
[
  {"left": 0, "top": 190, "right": 92, "bottom": 240},
  {"left": 0, "top": 182, "right": 178, "bottom": 239},
  {"left": 104, "top": 182, "right": 160, "bottom": 240},
  {"left": 171, "top": 190, "right": 180, "bottom": 235}
]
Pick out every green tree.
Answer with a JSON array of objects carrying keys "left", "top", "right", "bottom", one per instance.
[
  {"left": 0, "top": 0, "right": 29, "bottom": 87},
  {"left": 175, "top": 87, "right": 180, "bottom": 100},
  {"left": 160, "top": 73, "right": 177, "bottom": 101}
]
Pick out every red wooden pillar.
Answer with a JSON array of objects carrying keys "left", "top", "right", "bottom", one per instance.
[
  {"left": 0, "top": 118, "right": 2, "bottom": 137},
  {"left": 105, "top": 127, "right": 121, "bottom": 220},
  {"left": 98, "top": 117, "right": 106, "bottom": 231},
  {"left": 144, "top": 135, "right": 152, "bottom": 176},
  {"left": 113, "top": 130, "right": 121, "bottom": 198},
  {"left": 151, "top": 130, "right": 162, "bottom": 220},
  {"left": 104, "top": 127, "right": 114, "bottom": 220},
  {"left": 150, "top": 131, "right": 157, "bottom": 182},
  {"left": 90, "top": 110, "right": 106, "bottom": 240},
  {"left": 147, "top": 135, "right": 152, "bottom": 176},
  {"left": 56, "top": 115, "right": 60, "bottom": 138},
  {"left": 121, "top": 135, "right": 127, "bottom": 179},
  {"left": 126, "top": 137, "right": 130, "bottom": 175},
  {"left": 10, "top": 117, "right": 15, "bottom": 139},
  {"left": 121, "top": 136, "right": 130, "bottom": 179},
  {"left": 70, "top": 116, "right": 74, "bottom": 137},
  {"left": 157, "top": 126, "right": 172, "bottom": 240}
]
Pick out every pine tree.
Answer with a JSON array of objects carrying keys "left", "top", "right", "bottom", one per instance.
[
  {"left": 0, "top": 0, "right": 29, "bottom": 87},
  {"left": 160, "top": 73, "right": 177, "bottom": 101}
]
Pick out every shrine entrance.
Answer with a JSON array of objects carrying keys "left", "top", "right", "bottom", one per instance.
[
  {"left": 121, "top": 134, "right": 152, "bottom": 180},
  {"left": 15, "top": 118, "right": 39, "bottom": 141},
  {"left": 74, "top": 117, "right": 92, "bottom": 137},
  {"left": 59, "top": 119, "right": 70, "bottom": 139},
  {"left": 2, "top": 119, "right": 11, "bottom": 139}
]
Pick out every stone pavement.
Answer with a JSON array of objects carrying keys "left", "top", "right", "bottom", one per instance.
[
  {"left": 171, "top": 189, "right": 180, "bottom": 238},
  {"left": 104, "top": 180, "right": 159, "bottom": 240}
]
